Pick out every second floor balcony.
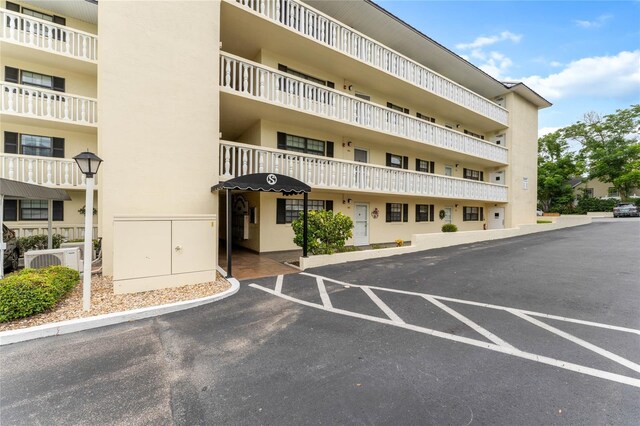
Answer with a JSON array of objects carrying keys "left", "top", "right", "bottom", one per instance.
[
  {"left": 220, "top": 141, "right": 508, "bottom": 202},
  {"left": 220, "top": 53, "right": 508, "bottom": 164},
  {"left": 1, "top": 82, "right": 97, "bottom": 128},
  {"left": 1, "top": 7, "right": 98, "bottom": 63},
  {"left": 0, "top": 153, "right": 92, "bottom": 189}
]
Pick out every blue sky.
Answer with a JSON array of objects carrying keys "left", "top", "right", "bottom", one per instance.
[{"left": 376, "top": 0, "right": 640, "bottom": 136}]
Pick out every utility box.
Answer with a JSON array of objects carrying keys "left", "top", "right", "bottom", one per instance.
[{"left": 112, "top": 215, "right": 217, "bottom": 294}]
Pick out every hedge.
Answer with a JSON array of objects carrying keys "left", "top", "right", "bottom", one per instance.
[
  {"left": 442, "top": 224, "right": 458, "bottom": 232},
  {"left": 16, "top": 234, "right": 65, "bottom": 256},
  {"left": 0, "top": 266, "right": 80, "bottom": 323}
]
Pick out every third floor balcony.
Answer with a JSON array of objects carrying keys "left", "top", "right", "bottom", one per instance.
[
  {"left": 220, "top": 141, "right": 508, "bottom": 203},
  {"left": 224, "top": 0, "right": 508, "bottom": 127},
  {"left": 220, "top": 53, "right": 508, "bottom": 165}
]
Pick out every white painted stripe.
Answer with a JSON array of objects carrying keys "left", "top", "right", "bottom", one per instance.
[
  {"left": 361, "top": 286, "right": 405, "bottom": 324},
  {"left": 275, "top": 275, "right": 283, "bottom": 294},
  {"left": 316, "top": 276, "right": 332, "bottom": 309},
  {"left": 300, "top": 273, "right": 640, "bottom": 336},
  {"left": 423, "top": 295, "right": 514, "bottom": 349},
  {"left": 249, "top": 283, "right": 640, "bottom": 388},
  {"left": 507, "top": 309, "right": 640, "bottom": 374}
]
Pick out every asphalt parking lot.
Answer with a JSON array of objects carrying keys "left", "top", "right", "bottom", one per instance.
[{"left": 1, "top": 218, "right": 639, "bottom": 425}]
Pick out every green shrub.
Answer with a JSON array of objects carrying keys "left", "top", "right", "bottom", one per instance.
[
  {"left": 537, "top": 220, "right": 552, "bottom": 224},
  {"left": 292, "top": 210, "right": 354, "bottom": 255},
  {"left": 16, "top": 234, "right": 65, "bottom": 256},
  {"left": 442, "top": 224, "right": 458, "bottom": 232},
  {"left": 575, "top": 197, "right": 617, "bottom": 213},
  {"left": 0, "top": 266, "right": 80, "bottom": 323}
]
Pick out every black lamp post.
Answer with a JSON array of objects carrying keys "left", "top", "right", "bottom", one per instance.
[{"left": 73, "top": 151, "right": 102, "bottom": 311}]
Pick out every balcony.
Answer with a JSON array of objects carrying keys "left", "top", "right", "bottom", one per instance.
[
  {"left": 1, "top": 82, "right": 97, "bottom": 128},
  {"left": 220, "top": 53, "right": 508, "bottom": 164},
  {"left": 0, "top": 153, "right": 93, "bottom": 189},
  {"left": 1, "top": 8, "right": 97, "bottom": 63},
  {"left": 227, "top": 0, "right": 508, "bottom": 126},
  {"left": 220, "top": 141, "right": 508, "bottom": 202}
]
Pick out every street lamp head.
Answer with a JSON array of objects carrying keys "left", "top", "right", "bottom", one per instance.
[{"left": 73, "top": 151, "right": 103, "bottom": 178}]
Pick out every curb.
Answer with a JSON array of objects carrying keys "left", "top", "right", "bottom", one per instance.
[{"left": 0, "top": 278, "right": 240, "bottom": 346}]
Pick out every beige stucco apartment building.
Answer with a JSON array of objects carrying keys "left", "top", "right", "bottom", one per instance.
[{"left": 1, "top": 0, "right": 550, "bottom": 292}]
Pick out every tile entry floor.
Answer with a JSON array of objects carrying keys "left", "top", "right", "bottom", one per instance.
[{"left": 218, "top": 245, "right": 300, "bottom": 281}]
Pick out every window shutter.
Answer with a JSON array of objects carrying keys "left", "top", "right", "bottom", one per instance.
[
  {"left": 325, "top": 200, "right": 333, "bottom": 211},
  {"left": 386, "top": 102, "right": 393, "bottom": 109},
  {"left": 53, "top": 15, "right": 66, "bottom": 26},
  {"left": 326, "top": 141, "right": 334, "bottom": 158},
  {"left": 430, "top": 161, "right": 435, "bottom": 174},
  {"left": 4, "top": 131, "right": 18, "bottom": 154},
  {"left": 385, "top": 203, "right": 392, "bottom": 222},
  {"left": 480, "top": 207, "right": 484, "bottom": 222},
  {"left": 278, "top": 64, "right": 288, "bottom": 72},
  {"left": 3, "top": 199, "right": 17, "bottom": 221},
  {"left": 386, "top": 153, "right": 392, "bottom": 167},
  {"left": 53, "top": 201, "right": 64, "bottom": 221},
  {"left": 402, "top": 156, "right": 408, "bottom": 170},
  {"left": 480, "top": 171, "right": 484, "bottom": 181},
  {"left": 402, "top": 204, "right": 409, "bottom": 222},
  {"left": 403, "top": 108, "right": 409, "bottom": 114},
  {"left": 415, "top": 204, "right": 420, "bottom": 221},
  {"left": 6, "top": 2, "right": 20, "bottom": 12},
  {"left": 276, "top": 199, "right": 286, "bottom": 224},
  {"left": 429, "top": 205, "right": 435, "bottom": 222},
  {"left": 277, "top": 132, "right": 287, "bottom": 150},
  {"left": 5, "top": 66, "right": 19, "bottom": 83},
  {"left": 52, "top": 137, "right": 65, "bottom": 158},
  {"left": 326, "top": 81, "right": 335, "bottom": 89},
  {"left": 463, "top": 168, "right": 469, "bottom": 178},
  {"left": 52, "top": 76, "right": 65, "bottom": 92},
  {"left": 415, "top": 158, "right": 421, "bottom": 171}
]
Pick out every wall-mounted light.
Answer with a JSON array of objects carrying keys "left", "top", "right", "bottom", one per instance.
[
  {"left": 455, "top": 163, "right": 459, "bottom": 168},
  {"left": 456, "top": 124, "right": 461, "bottom": 129},
  {"left": 343, "top": 198, "right": 352, "bottom": 204},
  {"left": 342, "top": 141, "right": 352, "bottom": 147},
  {"left": 455, "top": 204, "right": 458, "bottom": 208}
]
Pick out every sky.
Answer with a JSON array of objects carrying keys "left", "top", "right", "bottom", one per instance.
[{"left": 376, "top": 0, "right": 640, "bottom": 137}]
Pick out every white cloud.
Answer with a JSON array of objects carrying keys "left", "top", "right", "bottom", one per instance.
[
  {"left": 549, "top": 61, "right": 563, "bottom": 68},
  {"left": 538, "top": 127, "right": 561, "bottom": 138},
  {"left": 520, "top": 50, "right": 640, "bottom": 100},
  {"left": 455, "top": 31, "right": 522, "bottom": 50},
  {"left": 478, "top": 51, "right": 513, "bottom": 80},
  {"left": 573, "top": 14, "right": 613, "bottom": 29}
]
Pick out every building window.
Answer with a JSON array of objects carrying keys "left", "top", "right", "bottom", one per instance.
[
  {"left": 276, "top": 199, "right": 333, "bottom": 224},
  {"left": 584, "top": 188, "right": 594, "bottom": 198},
  {"left": 463, "top": 168, "right": 483, "bottom": 181},
  {"left": 464, "top": 129, "right": 485, "bottom": 140},
  {"left": 278, "top": 64, "right": 334, "bottom": 88},
  {"left": 355, "top": 92, "right": 370, "bottom": 101},
  {"left": 7, "top": 199, "right": 65, "bottom": 221},
  {"left": 416, "top": 112, "right": 435, "bottom": 123},
  {"left": 4, "top": 66, "right": 65, "bottom": 92},
  {"left": 386, "top": 203, "right": 408, "bottom": 223},
  {"left": 608, "top": 187, "right": 619, "bottom": 197},
  {"left": 444, "top": 166, "right": 453, "bottom": 176},
  {"left": 277, "top": 132, "right": 332, "bottom": 157},
  {"left": 416, "top": 159, "right": 435, "bottom": 173},
  {"left": 4, "top": 132, "right": 64, "bottom": 158},
  {"left": 387, "top": 102, "right": 409, "bottom": 114},
  {"left": 386, "top": 153, "right": 407, "bottom": 169},
  {"left": 463, "top": 206, "right": 484, "bottom": 222},
  {"left": 416, "top": 204, "right": 435, "bottom": 222},
  {"left": 6, "top": 2, "right": 66, "bottom": 26}
]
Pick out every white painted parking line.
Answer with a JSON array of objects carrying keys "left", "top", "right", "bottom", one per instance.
[
  {"left": 507, "top": 309, "right": 640, "bottom": 374},
  {"left": 423, "top": 295, "right": 514, "bottom": 349},
  {"left": 275, "top": 274, "right": 283, "bottom": 294},
  {"left": 301, "top": 272, "right": 640, "bottom": 336},
  {"left": 362, "top": 286, "right": 405, "bottom": 324},
  {"left": 249, "top": 282, "right": 640, "bottom": 388},
  {"left": 316, "top": 276, "right": 332, "bottom": 309}
]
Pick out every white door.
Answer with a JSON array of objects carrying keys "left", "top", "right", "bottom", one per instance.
[
  {"left": 354, "top": 148, "right": 368, "bottom": 163},
  {"left": 444, "top": 207, "right": 453, "bottom": 224},
  {"left": 488, "top": 207, "right": 505, "bottom": 229},
  {"left": 354, "top": 204, "right": 369, "bottom": 246},
  {"left": 444, "top": 166, "right": 453, "bottom": 177}
]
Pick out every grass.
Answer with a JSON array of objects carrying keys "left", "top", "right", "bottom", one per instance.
[{"left": 537, "top": 220, "right": 552, "bottom": 224}]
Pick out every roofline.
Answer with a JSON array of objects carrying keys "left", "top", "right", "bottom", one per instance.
[{"left": 501, "top": 82, "right": 553, "bottom": 109}]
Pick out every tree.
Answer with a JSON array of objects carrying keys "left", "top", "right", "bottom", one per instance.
[
  {"left": 537, "top": 130, "right": 581, "bottom": 212},
  {"left": 291, "top": 210, "right": 353, "bottom": 255},
  {"left": 565, "top": 105, "right": 640, "bottom": 200}
]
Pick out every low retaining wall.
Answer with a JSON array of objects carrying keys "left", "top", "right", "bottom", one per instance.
[
  {"left": 299, "top": 216, "right": 592, "bottom": 270},
  {"left": 587, "top": 211, "right": 613, "bottom": 217}
]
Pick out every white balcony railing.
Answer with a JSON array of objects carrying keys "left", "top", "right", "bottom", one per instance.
[
  {"left": 0, "top": 153, "right": 92, "bottom": 188},
  {"left": 220, "top": 141, "right": 508, "bottom": 202},
  {"left": 1, "top": 8, "right": 97, "bottom": 61},
  {"left": 231, "top": 0, "right": 508, "bottom": 125},
  {"left": 220, "top": 54, "right": 508, "bottom": 164},
  {"left": 7, "top": 223, "right": 98, "bottom": 240},
  {"left": 1, "top": 82, "right": 97, "bottom": 126}
]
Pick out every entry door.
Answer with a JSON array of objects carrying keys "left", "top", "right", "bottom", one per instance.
[
  {"left": 488, "top": 207, "right": 505, "bottom": 229},
  {"left": 354, "top": 204, "right": 369, "bottom": 246},
  {"left": 444, "top": 207, "right": 453, "bottom": 224},
  {"left": 354, "top": 148, "right": 368, "bottom": 163}
]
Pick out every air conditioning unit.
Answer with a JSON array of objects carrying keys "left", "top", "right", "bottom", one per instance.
[
  {"left": 24, "top": 247, "right": 82, "bottom": 271},
  {"left": 60, "top": 242, "right": 93, "bottom": 261}
]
